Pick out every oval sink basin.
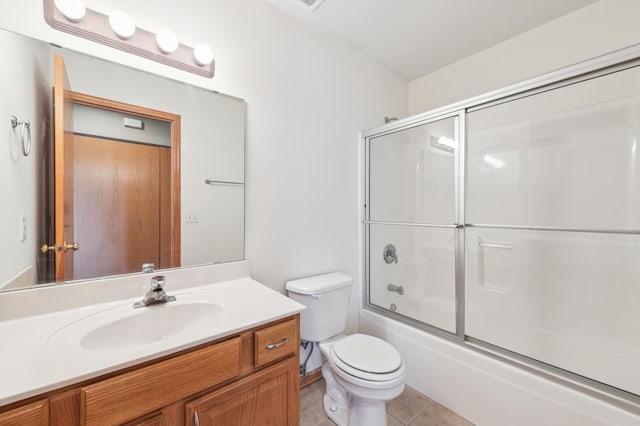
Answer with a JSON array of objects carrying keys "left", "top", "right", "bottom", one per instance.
[
  {"left": 80, "top": 302, "right": 222, "bottom": 351},
  {"left": 47, "top": 295, "right": 231, "bottom": 352}
]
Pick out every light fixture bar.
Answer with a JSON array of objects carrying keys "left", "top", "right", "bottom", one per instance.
[{"left": 43, "top": 0, "right": 214, "bottom": 78}]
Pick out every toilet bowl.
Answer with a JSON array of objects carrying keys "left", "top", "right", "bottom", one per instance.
[
  {"left": 319, "top": 334, "right": 406, "bottom": 426},
  {"left": 285, "top": 272, "right": 406, "bottom": 426}
]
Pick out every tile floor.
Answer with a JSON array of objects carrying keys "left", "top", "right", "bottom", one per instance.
[{"left": 300, "top": 379, "right": 474, "bottom": 426}]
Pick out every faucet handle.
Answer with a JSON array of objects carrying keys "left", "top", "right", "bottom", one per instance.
[
  {"left": 142, "top": 263, "right": 155, "bottom": 273},
  {"left": 150, "top": 275, "right": 166, "bottom": 290}
]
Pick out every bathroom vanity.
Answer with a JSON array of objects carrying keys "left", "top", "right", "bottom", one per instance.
[{"left": 0, "top": 261, "right": 304, "bottom": 425}]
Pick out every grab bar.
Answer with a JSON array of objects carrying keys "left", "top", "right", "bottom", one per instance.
[
  {"left": 205, "top": 179, "right": 244, "bottom": 186},
  {"left": 478, "top": 242, "right": 512, "bottom": 249}
]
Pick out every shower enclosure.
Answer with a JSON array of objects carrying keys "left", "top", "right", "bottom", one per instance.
[{"left": 363, "top": 49, "right": 640, "bottom": 405}]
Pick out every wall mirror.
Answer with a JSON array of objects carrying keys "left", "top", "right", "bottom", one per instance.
[{"left": 0, "top": 27, "right": 245, "bottom": 293}]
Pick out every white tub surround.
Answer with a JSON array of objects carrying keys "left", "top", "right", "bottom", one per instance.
[
  {"left": 0, "top": 260, "right": 305, "bottom": 406},
  {"left": 361, "top": 310, "right": 640, "bottom": 426}
]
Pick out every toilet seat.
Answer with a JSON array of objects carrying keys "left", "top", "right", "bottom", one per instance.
[{"left": 329, "top": 334, "right": 404, "bottom": 382}]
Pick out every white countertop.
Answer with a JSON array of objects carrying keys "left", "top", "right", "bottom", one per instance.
[{"left": 0, "top": 274, "right": 304, "bottom": 406}]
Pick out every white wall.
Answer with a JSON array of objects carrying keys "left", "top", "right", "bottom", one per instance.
[
  {"left": 0, "top": 31, "right": 51, "bottom": 288},
  {"left": 409, "top": 0, "right": 640, "bottom": 114},
  {"left": 0, "top": 0, "right": 407, "bottom": 331}
]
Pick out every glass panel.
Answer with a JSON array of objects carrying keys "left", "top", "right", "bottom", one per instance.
[
  {"left": 466, "top": 227, "right": 640, "bottom": 395},
  {"left": 369, "top": 117, "right": 457, "bottom": 224},
  {"left": 467, "top": 65, "right": 640, "bottom": 230},
  {"left": 369, "top": 224, "right": 456, "bottom": 333}
]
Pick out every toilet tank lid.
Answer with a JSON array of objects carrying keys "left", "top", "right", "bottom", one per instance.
[{"left": 285, "top": 272, "right": 352, "bottom": 295}]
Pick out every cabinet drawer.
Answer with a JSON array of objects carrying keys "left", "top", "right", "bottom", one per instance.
[
  {"left": 82, "top": 337, "right": 241, "bottom": 426},
  {"left": 254, "top": 318, "right": 298, "bottom": 368},
  {"left": 0, "top": 399, "right": 48, "bottom": 426}
]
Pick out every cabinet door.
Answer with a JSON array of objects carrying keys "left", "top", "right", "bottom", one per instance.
[
  {"left": 0, "top": 399, "right": 48, "bottom": 426},
  {"left": 185, "top": 359, "right": 299, "bottom": 426}
]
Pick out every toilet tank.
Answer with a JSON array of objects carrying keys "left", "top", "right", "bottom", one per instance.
[{"left": 285, "top": 272, "right": 352, "bottom": 342}]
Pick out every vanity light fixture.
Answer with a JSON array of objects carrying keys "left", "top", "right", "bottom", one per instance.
[
  {"left": 54, "top": 0, "right": 86, "bottom": 23},
  {"left": 108, "top": 10, "right": 136, "bottom": 40},
  {"left": 43, "top": 0, "right": 214, "bottom": 78}
]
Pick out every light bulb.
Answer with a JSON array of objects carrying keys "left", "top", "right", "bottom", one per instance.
[
  {"left": 156, "top": 29, "right": 178, "bottom": 54},
  {"left": 54, "top": 0, "right": 86, "bottom": 23},
  {"left": 109, "top": 10, "right": 136, "bottom": 40},
  {"left": 193, "top": 43, "right": 214, "bottom": 66}
]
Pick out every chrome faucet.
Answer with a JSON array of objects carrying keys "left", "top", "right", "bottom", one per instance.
[{"left": 133, "top": 275, "right": 176, "bottom": 308}]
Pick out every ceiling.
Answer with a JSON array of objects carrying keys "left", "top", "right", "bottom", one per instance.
[{"left": 266, "top": 0, "right": 599, "bottom": 80}]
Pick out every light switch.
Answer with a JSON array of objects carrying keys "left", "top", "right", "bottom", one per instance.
[{"left": 186, "top": 212, "right": 200, "bottom": 223}]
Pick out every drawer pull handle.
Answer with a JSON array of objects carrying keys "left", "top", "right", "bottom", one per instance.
[
  {"left": 194, "top": 411, "right": 200, "bottom": 426},
  {"left": 266, "top": 338, "right": 289, "bottom": 350}
]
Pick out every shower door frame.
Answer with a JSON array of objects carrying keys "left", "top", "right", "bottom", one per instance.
[
  {"left": 363, "top": 109, "right": 466, "bottom": 341},
  {"left": 362, "top": 42, "right": 640, "bottom": 412}
]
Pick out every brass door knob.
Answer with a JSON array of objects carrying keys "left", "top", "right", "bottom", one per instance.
[
  {"left": 63, "top": 241, "right": 80, "bottom": 252},
  {"left": 41, "top": 244, "right": 56, "bottom": 254}
]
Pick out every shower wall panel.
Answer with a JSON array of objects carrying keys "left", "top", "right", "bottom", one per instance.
[
  {"left": 369, "top": 224, "right": 456, "bottom": 333},
  {"left": 369, "top": 118, "right": 456, "bottom": 225},
  {"left": 466, "top": 228, "right": 640, "bottom": 395},
  {"left": 467, "top": 66, "right": 640, "bottom": 230}
]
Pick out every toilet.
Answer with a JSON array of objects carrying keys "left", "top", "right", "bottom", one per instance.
[{"left": 286, "top": 272, "right": 406, "bottom": 426}]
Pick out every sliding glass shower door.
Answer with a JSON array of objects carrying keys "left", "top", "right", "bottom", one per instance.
[
  {"left": 465, "top": 64, "right": 640, "bottom": 397},
  {"left": 366, "top": 114, "right": 461, "bottom": 334},
  {"left": 364, "top": 58, "right": 640, "bottom": 401}
]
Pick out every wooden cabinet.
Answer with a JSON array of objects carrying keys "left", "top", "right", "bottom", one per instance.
[{"left": 0, "top": 316, "right": 300, "bottom": 426}]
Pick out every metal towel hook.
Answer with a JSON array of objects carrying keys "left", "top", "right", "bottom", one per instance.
[{"left": 10, "top": 115, "right": 32, "bottom": 157}]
